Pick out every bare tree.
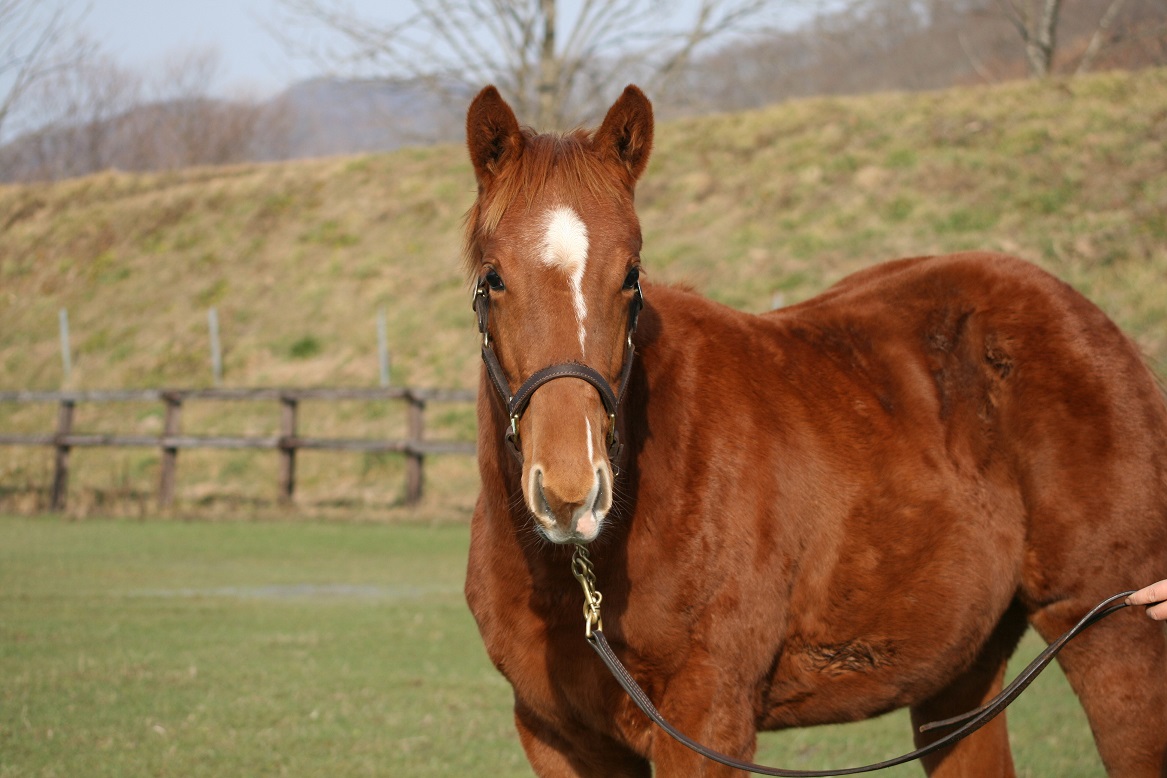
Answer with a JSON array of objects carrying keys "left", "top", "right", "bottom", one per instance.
[
  {"left": 120, "top": 48, "right": 274, "bottom": 171},
  {"left": 22, "top": 54, "right": 141, "bottom": 178},
  {"left": 141, "top": 48, "right": 228, "bottom": 169},
  {"left": 0, "top": 0, "right": 93, "bottom": 142},
  {"left": 270, "top": 0, "right": 783, "bottom": 129},
  {"left": 997, "top": 0, "right": 1063, "bottom": 76},
  {"left": 1, "top": 45, "right": 286, "bottom": 181},
  {"left": 1076, "top": 0, "right": 1127, "bottom": 73}
]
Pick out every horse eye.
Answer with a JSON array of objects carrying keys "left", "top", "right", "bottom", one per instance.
[
  {"left": 622, "top": 266, "right": 640, "bottom": 290},
  {"left": 485, "top": 269, "right": 505, "bottom": 292}
]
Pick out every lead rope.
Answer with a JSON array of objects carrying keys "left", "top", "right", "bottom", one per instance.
[
  {"left": 569, "top": 544, "right": 1135, "bottom": 777},
  {"left": 571, "top": 543, "right": 604, "bottom": 638}
]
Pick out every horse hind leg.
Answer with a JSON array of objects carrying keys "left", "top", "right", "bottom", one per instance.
[
  {"left": 909, "top": 600, "right": 1029, "bottom": 778},
  {"left": 1029, "top": 597, "right": 1167, "bottom": 777}
]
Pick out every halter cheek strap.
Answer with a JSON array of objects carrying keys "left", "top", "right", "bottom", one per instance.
[{"left": 474, "top": 280, "right": 643, "bottom": 464}]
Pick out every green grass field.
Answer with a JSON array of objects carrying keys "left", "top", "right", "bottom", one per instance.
[{"left": 1, "top": 516, "right": 1106, "bottom": 777}]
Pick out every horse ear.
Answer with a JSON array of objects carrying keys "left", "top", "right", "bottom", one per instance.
[
  {"left": 594, "top": 84, "right": 654, "bottom": 184},
  {"left": 466, "top": 86, "right": 524, "bottom": 188}
]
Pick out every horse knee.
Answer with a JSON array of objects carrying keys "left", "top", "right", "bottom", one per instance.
[
  {"left": 649, "top": 675, "right": 757, "bottom": 777},
  {"left": 514, "top": 703, "right": 651, "bottom": 778}
]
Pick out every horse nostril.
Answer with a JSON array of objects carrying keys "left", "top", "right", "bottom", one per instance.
[
  {"left": 533, "top": 468, "right": 594, "bottom": 523},
  {"left": 533, "top": 469, "right": 552, "bottom": 517}
]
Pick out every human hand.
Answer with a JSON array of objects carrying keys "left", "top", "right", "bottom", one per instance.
[{"left": 1126, "top": 579, "right": 1167, "bottom": 620}]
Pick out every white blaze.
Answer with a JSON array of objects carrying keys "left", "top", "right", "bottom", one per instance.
[
  {"left": 539, "top": 206, "right": 589, "bottom": 353},
  {"left": 586, "top": 417, "right": 594, "bottom": 464}
]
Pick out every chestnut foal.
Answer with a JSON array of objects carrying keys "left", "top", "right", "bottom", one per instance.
[{"left": 462, "top": 84, "right": 1167, "bottom": 777}]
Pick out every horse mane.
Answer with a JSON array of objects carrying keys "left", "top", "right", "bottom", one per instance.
[{"left": 461, "top": 127, "right": 631, "bottom": 281}]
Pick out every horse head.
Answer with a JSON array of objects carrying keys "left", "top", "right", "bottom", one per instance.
[{"left": 463, "top": 85, "right": 653, "bottom": 544}]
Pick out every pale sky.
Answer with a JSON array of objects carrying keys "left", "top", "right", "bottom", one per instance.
[
  {"left": 84, "top": 0, "right": 410, "bottom": 95},
  {"left": 77, "top": 1, "right": 812, "bottom": 97}
]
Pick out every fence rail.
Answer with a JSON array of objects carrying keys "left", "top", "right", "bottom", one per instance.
[{"left": 0, "top": 387, "right": 477, "bottom": 510}]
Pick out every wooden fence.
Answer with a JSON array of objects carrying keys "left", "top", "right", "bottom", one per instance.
[{"left": 0, "top": 387, "right": 477, "bottom": 510}]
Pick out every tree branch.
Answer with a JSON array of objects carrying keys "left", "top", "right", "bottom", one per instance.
[
  {"left": 1076, "top": 0, "right": 1127, "bottom": 74},
  {"left": 269, "top": 0, "right": 781, "bottom": 130}
]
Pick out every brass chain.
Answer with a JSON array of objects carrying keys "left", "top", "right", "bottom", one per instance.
[{"left": 570, "top": 543, "right": 604, "bottom": 638}]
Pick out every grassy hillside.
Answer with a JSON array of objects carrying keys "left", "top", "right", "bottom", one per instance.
[{"left": 1, "top": 68, "right": 1165, "bottom": 517}]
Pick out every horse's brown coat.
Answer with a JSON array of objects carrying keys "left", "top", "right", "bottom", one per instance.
[{"left": 463, "top": 85, "right": 1167, "bottom": 777}]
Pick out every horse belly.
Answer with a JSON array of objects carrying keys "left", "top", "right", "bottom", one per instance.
[
  {"left": 752, "top": 455, "right": 1027, "bottom": 729},
  {"left": 758, "top": 627, "right": 991, "bottom": 730}
]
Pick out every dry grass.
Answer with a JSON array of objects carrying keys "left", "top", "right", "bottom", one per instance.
[{"left": 1, "top": 68, "right": 1165, "bottom": 517}]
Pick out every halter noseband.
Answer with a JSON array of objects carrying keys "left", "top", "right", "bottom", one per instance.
[{"left": 473, "top": 278, "right": 643, "bottom": 464}]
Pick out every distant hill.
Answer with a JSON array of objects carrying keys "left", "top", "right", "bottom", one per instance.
[
  {"left": 259, "top": 77, "right": 467, "bottom": 159},
  {"left": 0, "top": 67, "right": 1164, "bottom": 515},
  {"left": 0, "top": 78, "right": 465, "bottom": 182}
]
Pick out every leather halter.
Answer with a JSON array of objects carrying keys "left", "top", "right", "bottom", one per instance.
[{"left": 473, "top": 277, "right": 643, "bottom": 464}]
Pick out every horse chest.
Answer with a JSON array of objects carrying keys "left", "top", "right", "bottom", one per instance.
[
  {"left": 468, "top": 554, "right": 686, "bottom": 740},
  {"left": 483, "top": 603, "right": 658, "bottom": 743}
]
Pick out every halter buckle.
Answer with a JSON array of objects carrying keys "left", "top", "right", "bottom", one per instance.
[{"left": 503, "top": 414, "right": 523, "bottom": 463}]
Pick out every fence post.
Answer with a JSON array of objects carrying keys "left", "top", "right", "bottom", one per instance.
[
  {"left": 59, "top": 308, "right": 72, "bottom": 383},
  {"left": 405, "top": 392, "right": 426, "bottom": 506},
  {"left": 158, "top": 392, "right": 183, "bottom": 508},
  {"left": 50, "top": 398, "right": 75, "bottom": 511},
  {"left": 208, "top": 308, "right": 223, "bottom": 386},
  {"left": 377, "top": 308, "right": 390, "bottom": 387},
  {"left": 279, "top": 395, "right": 298, "bottom": 503}
]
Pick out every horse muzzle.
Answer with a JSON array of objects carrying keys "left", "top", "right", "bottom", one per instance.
[{"left": 528, "top": 463, "right": 612, "bottom": 544}]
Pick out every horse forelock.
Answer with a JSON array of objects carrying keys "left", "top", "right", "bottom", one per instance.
[{"left": 461, "top": 128, "right": 632, "bottom": 281}]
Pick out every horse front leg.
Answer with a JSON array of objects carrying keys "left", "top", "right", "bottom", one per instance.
[
  {"left": 648, "top": 655, "right": 759, "bottom": 778},
  {"left": 514, "top": 701, "right": 651, "bottom": 778},
  {"left": 909, "top": 601, "right": 1029, "bottom": 778}
]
